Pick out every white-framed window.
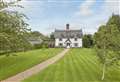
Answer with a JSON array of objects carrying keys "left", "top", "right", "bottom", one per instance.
[
  {"left": 74, "top": 38, "right": 77, "bottom": 41},
  {"left": 59, "top": 38, "right": 62, "bottom": 41},
  {"left": 59, "top": 43, "right": 63, "bottom": 46},
  {"left": 74, "top": 43, "right": 78, "bottom": 47}
]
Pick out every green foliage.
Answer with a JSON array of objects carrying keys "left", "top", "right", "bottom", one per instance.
[
  {"left": 28, "top": 31, "right": 50, "bottom": 49},
  {"left": 94, "top": 14, "right": 120, "bottom": 64},
  {"left": 0, "top": 0, "right": 22, "bottom": 10},
  {"left": 0, "top": 1, "right": 32, "bottom": 55},
  {"left": 42, "top": 43, "right": 49, "bottom": 48},
  {"left": 107, "top": 14, "right": 120, "bottom": 31},
  {"left": 82, "top": 34, "right": 94, "bottom": 48},
  {"left": 50, "top": 32, "right": 55, "bottom": 40},
  {"left": 33, "top": 44, "right": 43, "bottom": 49},
  {"left": 94, "top": 14, "right": 120, "bottom": 80},
  {"left": 33, "top": 43, "right": 48, "bottom": 49},
  {"left": 30, "top": 31, "right": 49, "bottom": 40}
]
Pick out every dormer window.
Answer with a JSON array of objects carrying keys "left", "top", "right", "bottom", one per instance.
[
  {"left": 59, "top": 38, "right": 62, "bottom": 41},
  {"left": 75, "top": 38, "right": 77, "bottom": 41}
]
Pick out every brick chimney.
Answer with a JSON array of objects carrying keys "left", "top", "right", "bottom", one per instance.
[{"left": 66, "top": 24, "right": 69, "bottom": 30}]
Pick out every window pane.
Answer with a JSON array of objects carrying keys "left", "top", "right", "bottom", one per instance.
[
  {"left": 74, "top": 43, "right": 78, "bottom": 47},
  {"left": 75, "top": 38, "right": 77, "bottom": 41},
  {"left": 59, "top": 38, "right": 62, "bottom": 41},
  {"left": 59, "top": 43, "right": 63, "bottom": 46}
]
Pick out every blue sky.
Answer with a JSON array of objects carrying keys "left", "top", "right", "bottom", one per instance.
[{"left": 15, "top": 0, "right": 120, "bottom": 35}]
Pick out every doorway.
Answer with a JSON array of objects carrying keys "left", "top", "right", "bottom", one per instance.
[{"left": 66, "top": 43, "right": 71, "bottom": 48}]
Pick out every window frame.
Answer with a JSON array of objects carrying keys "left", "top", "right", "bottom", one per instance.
[
  {"left": 74, "top": 43, "right": 78, "bottom": 47},
  {"left": 59, "top": 43, "right": 63, "bottom": 46},
  {"left": 74, "top": 38, "right": 77, "bottom": 41},
  {"left": 59, "top": 38, "right": 62, "bottom": 41}
]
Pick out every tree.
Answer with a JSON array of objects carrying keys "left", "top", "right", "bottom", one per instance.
[
  {"left": 94, "top": 25, "right": 109, "bottom": 80},
  {"left": 0, "top": 0, "right": 32, "bottom": 55},
  {"left": 94, "top": 14, "right": 120, "bottom": 80},
  {"left": 30, "top": 31, "right": 48, "bottom": 40},
  {"left": 50, "top": 32, "right": 55, "bottom": 40},
  {"left": 107, "top": 14, "right": 120, "bottom": 31},
  {"left": 82, "top": 34, "right": 93, "bottom": 48},
  {"left": 0, "top": 0, "right": 22, "bottom": 11}
]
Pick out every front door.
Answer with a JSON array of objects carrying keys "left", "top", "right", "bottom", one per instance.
[
  {"left": 66, "top": 43, "right": 70, "bottom": 48},
  {"left": 65, "top": 38, "right": 71, "bottom": 48}
]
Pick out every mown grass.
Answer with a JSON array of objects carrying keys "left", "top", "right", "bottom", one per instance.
[
  {"left": 23, "top": 48, "right": 120, "bottom": 82},
  {"left": 0, "top": 48, "right": 63, "bottom": 80}
]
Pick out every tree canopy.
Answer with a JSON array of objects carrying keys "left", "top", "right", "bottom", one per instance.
[
  {"left": 94, "top": 14, "right": 120, "bottom": 80},
  {"left": 0, "top": 0, "right": 32, "bottom": 55},
  {"left": 82, "top": 34, "right": 94, "bottom": 48}
]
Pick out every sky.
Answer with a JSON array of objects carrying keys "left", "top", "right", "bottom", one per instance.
[{"left": 10, "top": 0, "right": 120, "bottom": 35}]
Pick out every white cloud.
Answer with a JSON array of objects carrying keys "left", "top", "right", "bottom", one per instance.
[
  {"left": 104, "top": 0, "right": 120, "bottom": 15},
  {"left": 72, "top": 0, "right": 120, "bottom": 34},
  {"left": 75, "top": 0, "right": 96, "bottom": 16},
  {"left": 17, "top": 0, "right": 44, "bottom": 10}
]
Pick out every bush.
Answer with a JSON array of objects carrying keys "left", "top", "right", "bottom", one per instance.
[{"left": 34, "top": 43, "right": 48, "bottom": 49}]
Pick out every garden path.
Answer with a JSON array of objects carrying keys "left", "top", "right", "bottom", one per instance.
[{"left": 2, "top": 48, "right": 69, "bottom": 82}]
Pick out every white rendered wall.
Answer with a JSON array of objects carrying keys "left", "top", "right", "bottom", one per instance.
[
  {"left": 70, "top": 38, "right": 82, "bottom": 47},
  {"left": 55, "top": 38, "right": 67, "bottom": 47},
  {"left": 55, "top": 38, "right": 82, "bottom": 48}
]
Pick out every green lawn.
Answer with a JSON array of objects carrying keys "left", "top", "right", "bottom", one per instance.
[
  {"left": 23, "top": 48, "right": 120, "bottom": 82},
  {"left": 0, "top": 48, "right": 63, "bottom": 80}
]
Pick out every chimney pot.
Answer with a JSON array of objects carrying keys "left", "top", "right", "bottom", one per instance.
[{"left": 66, "top": 24, "right": 69, "bottom": 30}]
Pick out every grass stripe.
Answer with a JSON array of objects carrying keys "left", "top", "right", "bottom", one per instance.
[
  {"left": 0, "top": 48, "right": 63, "bottom": 80},
  {"left": 23, "top": 48, "right": 120, "bottom": 82}
]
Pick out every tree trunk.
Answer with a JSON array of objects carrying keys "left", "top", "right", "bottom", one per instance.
[
  {"left": 101, "top": 63, "right": 106, "bottom": 80},
  {"left": 101, "top": 42, "right": 106, "bottom": 80}
]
